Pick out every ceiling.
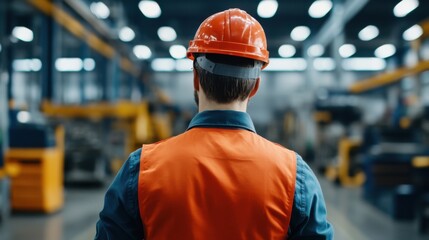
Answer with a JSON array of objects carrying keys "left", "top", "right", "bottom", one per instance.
[
  {"left": 113, "top": 0, "right": 429, "bottom": 59},
  {"left": 10, "top": 0, "right": 429, "bottom": 62}
]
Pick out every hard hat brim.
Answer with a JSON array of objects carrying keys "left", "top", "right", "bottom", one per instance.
[{"left": 187, "top": 40, "right": 269, "bottom": 69}]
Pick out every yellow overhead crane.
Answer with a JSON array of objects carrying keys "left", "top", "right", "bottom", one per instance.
[{"left": 349, "top": 60, "right": 429, "bottom": 93}]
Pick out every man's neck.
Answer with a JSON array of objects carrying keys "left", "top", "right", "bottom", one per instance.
[{"left": 198, "top": 100, "right": 247, "bottom": 113}]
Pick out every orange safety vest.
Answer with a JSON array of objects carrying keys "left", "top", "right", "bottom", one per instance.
[{"left": 138, "top": 128, "right": 297, "bottom": 240}]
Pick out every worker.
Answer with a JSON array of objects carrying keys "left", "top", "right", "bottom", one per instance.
[{"left": 95, "top": 8, "right": 333, "bottom": 240}]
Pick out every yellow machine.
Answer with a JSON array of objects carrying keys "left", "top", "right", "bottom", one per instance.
[{"left": 5, "top": 126, "right": 64, "bottom": 213}]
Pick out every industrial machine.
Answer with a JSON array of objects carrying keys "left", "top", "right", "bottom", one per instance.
[
  {"left": 314, "top": 90, "right": 364, "bottom": 186},
  {"left": 5, "top": 110, "right": 64, "bottom": 213},
  {"left": 359, "top": 103, "right": 429, "bottom": 226},
  {"left": 42, "top": 101, "right": 160, "bottom": 183}
]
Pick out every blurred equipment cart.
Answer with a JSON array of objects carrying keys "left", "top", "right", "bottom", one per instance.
[{"left": 5, "top": 114, "right": 64, "bottom": 213}]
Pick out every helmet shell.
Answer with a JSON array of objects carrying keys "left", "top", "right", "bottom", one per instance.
[{"left": 187, "top": 8, "right": 269, "bottom": 68}]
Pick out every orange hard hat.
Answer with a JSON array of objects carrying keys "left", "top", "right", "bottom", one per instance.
[{"left": 187, "top": 8, "right": 269, "bottom": 68}]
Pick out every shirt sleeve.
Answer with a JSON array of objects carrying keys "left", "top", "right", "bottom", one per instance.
[
  {"left": 288, "top": 154, "right": 334, "bottom": 240},
  {"left": 95, "top": 148, "right": 145, "bottom": 240}
]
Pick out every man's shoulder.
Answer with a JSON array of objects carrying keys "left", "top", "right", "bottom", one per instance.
[
  {"left": 142, "top": 132, "right": 188, "bottom": 148},
  {"left": 125, "top": 148, "right": 142, "bottom": 169},
  {"left": 254, "top": 133, "right": 296, "bottom": 155}
]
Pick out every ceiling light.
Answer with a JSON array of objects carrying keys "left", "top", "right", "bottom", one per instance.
[
  {"left": 309, "top": 0, "right": 333, "bottom": 18},
  {"left": 257, "top": 0, "right": 279, "bottom": 18},
  {"left": 119, "top": 27, "right": 135, "bottom": 42},
  {"left": 31, "top": 59, "right": 42, "bottom": 71},
  {"left": 133, "top": 45, "right": 152, "bottom": 59},
  {"left": 176, "top": 59, "right": 193, "bottom": 71},
  {"left": 157, "top": 26, "right": 176, "bottom": 42},
  {"left": 55, "top": 58, "right": 83, "bottom": 72},
  {"left": 0, "top": 44, "right": 2, "bottom": 52},
  {"left": 278, "top": 44, "right": 296, "bottom": 57},
  {"left": 374, "top": 44, "right": 396, "bottom": 58},
  {"left": 83, "top": 58, "right": 95, "bottom": 71},
  {"left": 291, "top": 26, "right": 311, "bottom": 42},
  {"left": 403, "top": 24, "right": 423, "bottom": 41},
  {"left": 90, "top": 2, "right": 110, "bottom": 19},
  {"left": 264, "top": 58, "right": 307, "bottom": 71},
  {"left": 314, "top": 58, "right": 335, "bottom": 71},
  {"left": 17, "top": 111, "right": 31, "bottom": 123},
  {"left": 307, "top": 44, "right": 325, "bottom": 57},
  {"left": 12, "top": 26, "right": 33, "bottom": 42},
  {"left": 393, "top": 0, "right": 419, "bottom": 17},
  {"left": 342, "top": 58, "right": 386, "bottom": 71},
  {"left": 169, "top": 45, "right": 187, "bottom": 59},
  {"left": 139, "top": 0, "right": 161, "bottom": 18},
  {"left": 12, "top": 59, "right": 42, "bottom": 72},
  {"left": 338, "top": 44, "right": 356, "bottom": 58},
  {"left": 151, "top": 58, "right": 175, "bottom": 71},
  {"left": 358, "top": 25, "right": 379, "bottom": 41}
]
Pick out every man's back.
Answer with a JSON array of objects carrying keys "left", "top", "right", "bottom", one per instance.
[
  {"left": 139, "top": 127, "right": 296, "bottom": 240},
  {"left": 96, "top": 9, "right": 333, "bottom": 240}
]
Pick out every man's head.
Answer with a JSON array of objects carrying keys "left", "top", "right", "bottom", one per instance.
[
  {"left": 187, "top": 8, "right": 269, "bottom": 109},
  {"left": 193, "top": 53, "right": 262, "bottom": 105}
]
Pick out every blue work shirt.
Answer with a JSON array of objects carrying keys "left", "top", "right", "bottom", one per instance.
[{"left": 95, "top": 110, "right": 334, "bottom": 239}]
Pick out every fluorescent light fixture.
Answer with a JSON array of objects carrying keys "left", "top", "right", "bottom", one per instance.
[
  {"left": 139, "top": 0, "right": 161, "bottom": 18},
  {"left": 175, "top": 59, "right": 193, "bottom": 71},
  {"left": 307, "top": 44, "right": 325, "bottom": 57},
  {"left": 309, "top": 0, "right": 332, "bottom": 18},
  {"left": 0, "top": 44, "right": 2, "bottom": 52},
  {"left": 403, "top": 24, "right": 423, "bottom": 41},
  {"left": 157, "top": 26, "right": 177, "bottom": 42},
  {"left": 313, "top": 57, "right": 335, "bottom": 71},
  {"left": 278, "top": 44, "right": 296, "bottom": 57},
  {"left": 17, "top": 111, "right": 31, "bottom": 123},
  {"left": 55, "top": 58, "right": 83, "bottom": 72},
  {"left": 374, "top": 44, "right": 396, "bottom": 59},
  {"left": 291, "top": 26, "right": 311, "bottom": 42},
  {"left": 393, "top": 0, "right": 419, "bottom": 17},
  {"left": 12, "top": 59, "right": 42, "bottom": 72},
  {"left": 31, "top": 59, "right": 42, "bottom": 71},
  {"left": 264, "top": 58, "right": 307, "bottom": 71},
  {"left": 257, "top": 0, "right": 278, "bottom": 18},
  {"left": 90, "top": 2, "right": 110, "bottom": 19},
  {"left": 342, "top": 58, "right": 386, "bottom": 71},
  {"left": 12, "top": 26, "right": 33, "bottom": 42},
  {"left": 13, "top": 59, "right": 33, "bottom": 72},
  {"left": 339, "top": 44, "right": 356, "bottom": 58},
  {"left": 119, "top": 27, "right": 135, "bottom": 42},
  {"left": 83, "top": 58, "right": 95, "bottom": 71},
  {"left": 151, "top": 58, "right": 175, "bottom": 71},
  {"left": 133, "top": 45, "right": 152, "bottom": 59},
  {"left": 169, "top": 45, "right": 187, "bottom": 59},
  {"left": 358, "top": 25, "right": 379, "bottom": 41}
]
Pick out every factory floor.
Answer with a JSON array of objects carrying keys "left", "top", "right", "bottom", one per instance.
[{"left": 0, "top": 176, "right": 427, "bottom": 240}]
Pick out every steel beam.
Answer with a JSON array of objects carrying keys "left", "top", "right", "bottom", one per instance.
[{"left": 308, "top": 0, "right": 369, "bottom": 47}]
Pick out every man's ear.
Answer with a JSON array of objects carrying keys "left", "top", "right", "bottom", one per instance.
[
  {"left": 193, "top": 69, "right": 199, "bottom": 91},
  {"left": 248, "top": 78, "right": 260, "bottom": 98}
]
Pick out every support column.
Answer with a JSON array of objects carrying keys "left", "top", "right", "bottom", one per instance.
[
  {"left": 109, "top": 56, "right": 120, "bottom": 102},
  {"left": 97, "top": 55, "right": 108, "bottom": 101},
  {"left": 332, "top": 32, "right": 345, "bottom": 88},
  {"left": 40, "top": 15, "right": 54, "bottom": 105}
]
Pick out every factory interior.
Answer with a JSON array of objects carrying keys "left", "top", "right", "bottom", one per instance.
[{"left": 0, "top": 0, "right": 429, "bottom": 239}]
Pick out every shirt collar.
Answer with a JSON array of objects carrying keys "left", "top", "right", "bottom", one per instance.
[{"left": 187, "top": 110, "right": 256, "bottom": 133}]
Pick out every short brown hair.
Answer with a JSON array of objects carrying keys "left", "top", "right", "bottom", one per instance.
[{"left": 193, "top": 54, "right": 260, "bottom": 104}]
